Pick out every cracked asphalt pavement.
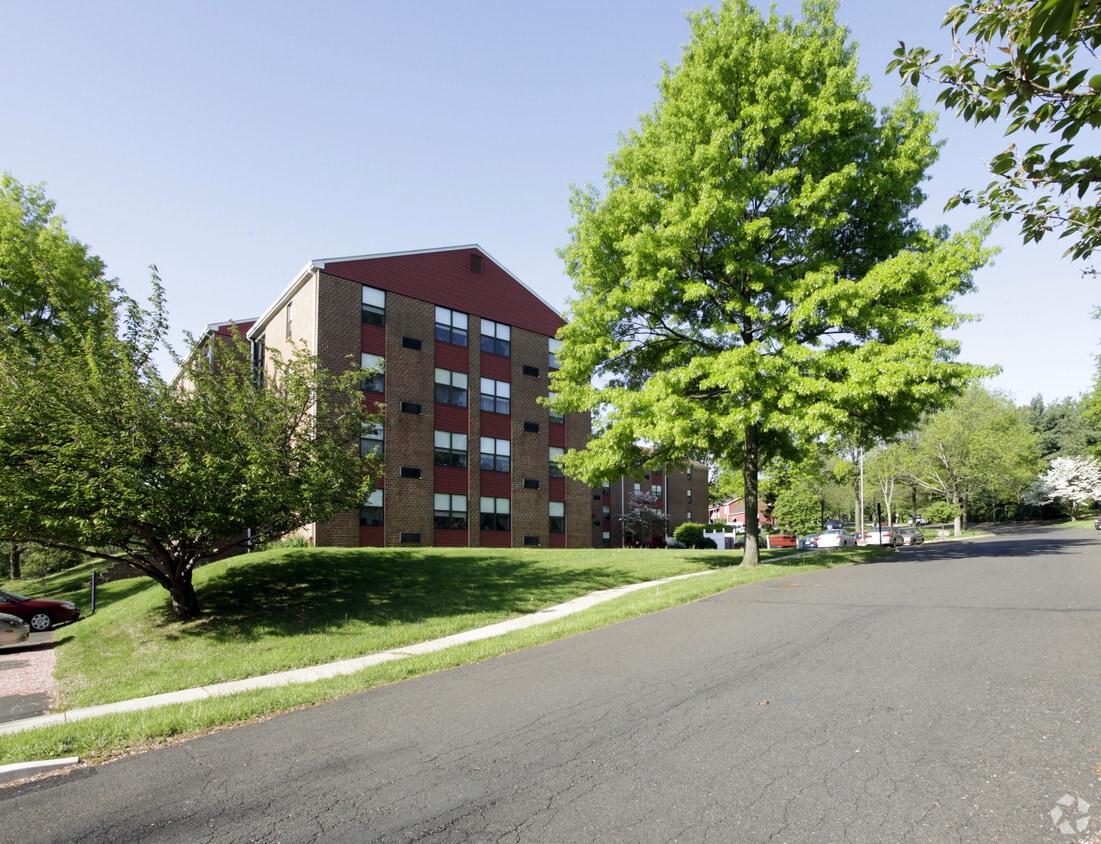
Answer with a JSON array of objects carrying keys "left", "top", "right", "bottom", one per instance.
[{"left": 3, "top": 528, "right": 1100, "bottom": 842}]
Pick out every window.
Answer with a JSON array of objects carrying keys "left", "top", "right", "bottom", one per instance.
[
  {"left": 434, "top": 493, "right": 468, "bottom": 530},
  {"left": 602, "top": 530, "right": 611, "bottom": 548},
  {"left": 686, "top": 464, "right": 693, "bottom": 481},
  {"left": 435, "top": 306, "right": 468, "bottom": 346},
  {"left": 548, "top": 337, "right": 562, "bottom": 369},
  {"left": 686, "top": 488, "right": 693, "bottom": 503},
  {"left": 360, "top": 490, "right": 383, "bottom": 527},
  {"left": 362, "top": 286, "right": 385, "bottom": 326},
  {"left": 548, "top": 391, "right": 565, "bottom": 424},
  {"left": 602, "top": 505, "right": 611, "bottom": 517},
  {"left": 434, "top": 368, "right": 468, "bottom": 407},
  {"left": 480, "top": 378, "right": 511, "bottom": 414},
  {"left": 480, "top": 437, "right": 511, "bottom": 473},
  {"left": 652, "top": 484, "right": 662, "bottom": 498},
  {"left": 285, "top": 301, "right": 293, "bottom": 340},
  {"left": 360, "top": 423, "right": 383, "bottom": 457},
  {"left": 686, "top": 511, "right": 693, "bottom": 522},
  {"left": 433, "top": 431, "right": 468, "bottom": 468},
  {"left": 480, "top": 497, "right": 510, "bottom": 531},
  {"left": 549, "top": 501, "right": 565, "bottom": 533},
  {"left": 480, "top": 320, "right": 511, "bottom": 357},
  {"left": 361, "top": 353, "right": 384, "bottom": 393},
  {"left": 549, "top": 446, "right": 565, "bottom": 478}
]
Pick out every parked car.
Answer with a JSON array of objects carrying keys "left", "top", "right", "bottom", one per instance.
[
  {"left": 0, "top": 612, "right": 30, "bottom": 646},
  {"left": 897, "top": 527, "right": 925, "bottom": 546},
  {"left": 0, "top": 589, "right": 80, "bottom": 631},
  {"left": 799, "top": 534, "right": 820, "bottom": 550},
  {"left": 815, "top": 529, "right": 855, "bottom": 548},
  {"left": 910, "top": 515, "right": 928, "bottom": 526},
  {"left": 863, "top": 526, "right": 901, "bottom": 547}
]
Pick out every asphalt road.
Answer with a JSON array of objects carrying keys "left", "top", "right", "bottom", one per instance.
[{"left": 3, "top": 529, "right": 1100, "bottom": 843}]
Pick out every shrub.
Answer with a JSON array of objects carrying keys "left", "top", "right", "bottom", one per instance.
[{"left": 673, "top": 523, "right": 705, "bottom": 548}]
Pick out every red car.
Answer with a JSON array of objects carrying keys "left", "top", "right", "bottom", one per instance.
[{"left": 0, "top": 589, "right": 80, "bottom": 631}]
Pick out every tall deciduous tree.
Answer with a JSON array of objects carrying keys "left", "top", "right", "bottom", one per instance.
[
  {"left": 0, "top": 182, "right": 380, "bottom": 620},
  {"left": 908, "top": 384, "right": 1041, "bottom": 532},
  {"left": 890, "top": 0, "right": 1101, "bottom": 264},
  {"left": 0, "top": 174, "right": 116, "bottom": 354},
  {"left": 552, "top": 0, "right": 992, "bottom": 565}
]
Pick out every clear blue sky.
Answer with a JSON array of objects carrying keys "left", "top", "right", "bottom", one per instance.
[{"left": 2, "top": 0, "right": 1095, "bottom": 404}]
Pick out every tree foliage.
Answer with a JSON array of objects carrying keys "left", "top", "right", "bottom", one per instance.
[
  {"left": 906, "top": 384, "right": 1041, "bottom": 532},
  {"left": 1020, "top": 393, "right": 1099, "bottom": 459},
  {"left": 621, "top": 491, "right": 668, "bottom": 546},
  {"left": 770, "top": 482, "right": 822, "bottom": 535},
  {"left": 889, "top": 0, "right": 1101, "bottom": 263},
  {"left": 1023, "top": 454, "right": 1101, "bottom": 518},
  {"left": 0, "top": 178, "right": 380, "bottom": 620},
  {"left": 552, "top": 0, "right": 993, "bottom": 565}
]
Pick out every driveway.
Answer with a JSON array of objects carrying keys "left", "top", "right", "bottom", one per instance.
[{"left": 0, "top": 631, "right": 56, "bottom": 724}]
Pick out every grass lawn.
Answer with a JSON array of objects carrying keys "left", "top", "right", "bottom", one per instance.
[{"left": 1, "top": 544, "right": 876, "bottom": 766}]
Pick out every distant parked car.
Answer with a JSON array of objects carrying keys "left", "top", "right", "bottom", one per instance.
[
  {"left": 815, "top": 529, "right": 855, "bottom": 548},
  {"left": 863, "top": 526, "right": 901, "bottom": 547},
  {"left": 799, "top": 534, "right": 820, "bottom": 550},
  {"left": 897, "top": 528, "right": 925, "bottom": 546},
  {"left": 0, "top": 612, "right": 30, "bottom": 646},
  {"left": 0, "top": 589, "right": 80, "bottom": 631}
]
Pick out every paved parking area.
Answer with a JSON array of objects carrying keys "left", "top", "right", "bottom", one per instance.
[{"left": 0, "top": 631, "right": 56, "bottom": 724}]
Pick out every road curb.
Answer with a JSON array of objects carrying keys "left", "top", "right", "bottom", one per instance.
[{"left": 0, "top": 756, "right": 80, "bottom": 785}]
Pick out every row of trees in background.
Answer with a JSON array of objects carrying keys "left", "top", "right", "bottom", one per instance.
[{"left": 757, "top": 382, "right": 1101, "bottom": 536}]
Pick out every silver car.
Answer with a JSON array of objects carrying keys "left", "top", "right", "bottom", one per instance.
[
  {"left": 815, "top": 529, "right": 855, "bottom": 548},
  {"left": 0, "top": 612, "right": 30, "bottom": 646}
]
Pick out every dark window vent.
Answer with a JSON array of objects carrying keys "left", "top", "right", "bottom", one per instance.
[
  {"left": 524, "top": 478, "right": 540, "bottom": 490},
  {"left": 401, "top": 402, "right": 422, "bottom": 414},
  {"left": 523, "top": 364, "right": 539, "bottom": 377},
  {"left": 400, "top": 532, "right": 421, "bottom": 544},
  {"left": 592, "top": 494, "right": 601, "bottom": 500},
  {"left": 523, "top": 535, "right": 540, "bottom": 546},
  {"left": 400, "top": 466, "right": 421, "bottom": 479},
  {"left": 523, "top": 421, "right": 540, "bottom": 433},
  {"left": 593, "top": 520, "right": 602, "bottom": 527},
  {"left": 470, "top": 253, "right": 483, "bottom": 274},
  {"left": 402, "top": 336, "right": 422, "bottom": 350}
]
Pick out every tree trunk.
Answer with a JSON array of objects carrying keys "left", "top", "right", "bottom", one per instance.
[
  {"left": 953, "top": 491, "right": 963, "bottom": 536},
  {"left": 168, "top": 566, "right": 201, "bottom": 620},
  {"left": 743, "top": 423, "right": 760, "bottom": 567},
  {"left": 8, "top": 544, "right": 21, "bottom": 580}
]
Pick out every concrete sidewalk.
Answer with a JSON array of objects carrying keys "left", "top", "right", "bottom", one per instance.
[{"left": 0, "top": 571, "right": 714, "bottom": 782}]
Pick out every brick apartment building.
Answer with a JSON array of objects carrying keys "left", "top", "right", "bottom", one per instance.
[
  {"left": 593, "top": 461, "right": 711, "bottom": 547},
  {"left": 243, "top": 245, "right": 595, "bottom": 549}
]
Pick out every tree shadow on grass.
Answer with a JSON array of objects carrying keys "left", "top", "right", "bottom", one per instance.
[{"left": 186, "top": 549, "right": 695, "bottom": 643}]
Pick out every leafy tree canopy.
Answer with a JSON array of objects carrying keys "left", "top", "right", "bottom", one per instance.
[
  {"left": 889, "top": 0, "right": 1101, "bottom": 263},
  {"left": 552, "top": 0, "right": 993, "bottom": 565},
  {"left": 0, "top": 178, "right": 380, "bottom": 620}
]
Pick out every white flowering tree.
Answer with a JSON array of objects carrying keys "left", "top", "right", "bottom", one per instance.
[{"left": 1023, "top": 456, "right": 1101, "bottom": 519}]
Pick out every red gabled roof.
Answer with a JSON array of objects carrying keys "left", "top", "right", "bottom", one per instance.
[{"left": 316, "top": 245, "right": 565, "bottom": 338}]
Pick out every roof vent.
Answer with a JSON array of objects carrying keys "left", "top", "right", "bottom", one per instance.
[{"left": 470, "top": 253, "right": 483, "bottom": 274}]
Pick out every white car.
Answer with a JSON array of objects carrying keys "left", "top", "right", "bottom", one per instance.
[
  {"left": 815, "top": 529, "right": 855, "bottom": 548},
  {"left": 0, "top": 612, "right": 30, "bottom": 646},
  {"left": 863, "top": 526, "right": 901, "bottom": 547}
]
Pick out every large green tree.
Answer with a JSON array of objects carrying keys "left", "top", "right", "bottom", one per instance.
[
  {"left": 890, "top": 0, "right": 1101, "bottom": 264},
  {"left": 551, "top": 0, "right": 993, "bottom": 565},
  {"left": 906, "top": 384, "right": 1042, "bottom": 532},
  {"left": 0, "top": 180, "right": 380, "bottom": 620}
]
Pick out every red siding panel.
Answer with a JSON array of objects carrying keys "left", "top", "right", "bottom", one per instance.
[
  {"left": 434, "top": 341, "right": 469, "bottom": 371},
  {"left": 550, "top": 533, "right": 566, "bottom": 549},
  {"left": 481, "top": 472, "right": 511, "bottom": 497},
  {"left": 549, "top": 423, "right": 566, "bottom": 448},
  {"left": 480, "top": 412, "right": 511, "bottom": 439},
  {"left": 434, "top": 466, "right": 468, "bottom": 495},
  {"left": 434, "top": 529, "right": 469, "bottom": 547},
  {"left": 321, "top": 248, "right": 566, "bottom": 339},
  {"left": 549, "top": 477, "right": 566, "bottom": 499},
  {"left": 480, "top": 531, "right": 511, "bottom": 548},
  {"left": 434, "top": 404, "right": 469, "bottom": 433},
  {"left": 480, "top": 353, "right": 511, "bottom": 381},
  {"left": 360, "top": 527, "right": 384, "bottom": 547},
  {"left": 362, "top": 323, "right": 385, "bottom": 355}
]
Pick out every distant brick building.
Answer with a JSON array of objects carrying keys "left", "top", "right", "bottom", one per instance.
[
  {"left": 243, "top": 245, "right": 593, "bottom": 549},
  {"left": 594, "top": 461, "right": 711, "bottom": 547}
]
